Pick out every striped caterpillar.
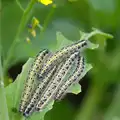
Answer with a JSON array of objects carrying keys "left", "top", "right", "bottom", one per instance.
[
  {"left": 35, "top": 52, "right": 79, "bottom": 111},
  {"left": 23, "top": 66, "right": 56, "bottom": 117},
  {"left": 55, "top": 56, "right": 85, "bottom": 100},
  {"left": 19, "top": 49, "right": 51, "bottom": 113},
  {"left": 19, "top": 39, "right": 92, "bottom": 117},
  {"left": 38, "top": 40, "right": 89, "bottom": 79},
  {"left": 23, "top": 61, "right": 65, "bottom": 117}
]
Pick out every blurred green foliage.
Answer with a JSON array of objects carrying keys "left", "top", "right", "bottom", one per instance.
[{"left": 0, "top": 0, "right": 120, "bottom": 120}]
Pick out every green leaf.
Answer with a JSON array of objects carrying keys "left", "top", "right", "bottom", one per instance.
[
  {"left": 80, "top": 28, "right": 113, "bottom": 49},
  {"left": 56, "top": 28, "right": 113, "bottom": 52},
  {"left": 5, "top": 58, "right": 92, "bottom": 120},
  {"left": 5, "top": 29, "right": 110, "bottom": 120},
  {"left": 30, "top": 100, "right": 54, "bottom": 120},
  {"left": 5, "top": 58, "right": 55, "bottom": 120},
  {"left": 5, "top": 58, "right": 33, "bottom": 120}
]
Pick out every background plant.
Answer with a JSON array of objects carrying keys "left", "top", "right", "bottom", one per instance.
[{"left": 0, "top": 0, "right": 120, "bottom": 120}]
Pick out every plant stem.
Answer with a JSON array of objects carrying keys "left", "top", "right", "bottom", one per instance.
[
  {"left": 0, "top": 59, "right": 10, "bottom": 120},
  {"left": 40, "top": 5, "right": 55, "bottom": 39},
  {"left": 104, "top": 85, "right": 120, "bottom": 120},
  {"left": 0, "top": 1, "right": 9, "bottom": 119},
  {"left": 16, "top": 0, "right": 24, "bottom": 11},
  {"left": 75, "top": 83, "right": 105, "bottom": 120},
  {"left": 80, "top": 28, "right": 113, "bottom": 41},
  {"left": 3, "top": 0, "right": 36, "bottom": 74}
]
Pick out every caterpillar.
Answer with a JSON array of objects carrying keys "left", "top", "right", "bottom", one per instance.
[
  {"left": 23, "top": 66, "right": 56, "bottom": 117},
  {"left": 38, "top": 40, "right": 89, "bottom": 80},
  {"left": 19, "top": 49, "right": 51, "bottom": 113},
  {"left": 35, "top": 52, "right": 79, "bottom": 111},
  {"left": 55, "top": 56, "right": 85, "bottom": 100},
  {"left": 23, "top": 61, "right": 65, "bottom": 117}
]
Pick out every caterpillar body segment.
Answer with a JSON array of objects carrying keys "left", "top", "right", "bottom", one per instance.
[
  {"left": 55, "top": 56, "right": 85, "bottom": 100},
  {"left": 39, "top": 40, "right": 88, "bottom": 79},
  {"left": 35, "top": 52, "right": 79, "bottom": 111},
  {"left": 23, "top": 66, "right": 56, "bottom": 117},
  {"left": 19, "top": 49, "right": 50, "bottom": 113}
]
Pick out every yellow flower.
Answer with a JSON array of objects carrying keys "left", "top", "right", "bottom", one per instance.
[
  {"left": 32, "top": 18, "right": 39, "bottom": 29},
  {"left": 38, "top": 0, "right": 53, "bottom": 5}
]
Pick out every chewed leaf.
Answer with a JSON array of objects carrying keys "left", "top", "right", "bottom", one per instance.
[
  {"left": 5, "top": 58, "right": 54, "bottom": 120},
  {"left": 56, "top": 29, "right": 112, "bottom": 52},
  {"left": 80, "top": 28, "right": 113, "bottom": 40},
  {"left": 5, "top": 58, "right": 33, "bottom": 119},
  {"left": 80, "top": 28, "right": 113, "bottom": 49},
  {"left": 92, "top": 28, "right": 113, "bottom": 39},
  {"left": 4, "top": 29, "right": 111, "bottom": 120},
  {"left": 68, "top": 63, "right": 92, "bottom": 95}
]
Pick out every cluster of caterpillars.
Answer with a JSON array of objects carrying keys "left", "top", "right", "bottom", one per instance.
[{"left": 19, "top": 39, "right": 91, "bottom": 117}]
